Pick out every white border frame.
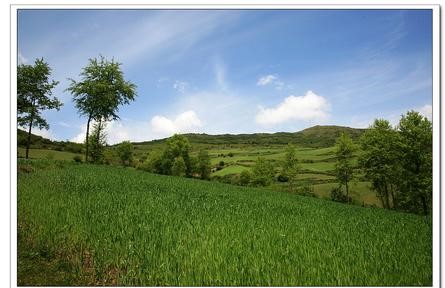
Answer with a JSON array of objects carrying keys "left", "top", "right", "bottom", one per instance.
[{"left": 10, "top": 4, "right": 440, "bottom": 288}]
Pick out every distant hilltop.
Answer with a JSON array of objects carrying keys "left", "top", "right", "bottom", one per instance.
[
  {"left": 18, "top": 125, "right": 366, "bottom": 149},
  {"left": 136, "top": 125, "right": 367, "bottom": 148}
]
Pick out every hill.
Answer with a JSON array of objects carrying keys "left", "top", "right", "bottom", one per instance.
[
  {"left": 135, "top": 125, "right": 366, "bottom": 148},
  {"left": 18, "top": 160, "right": 431, "bottom": 286},
  {"left": 18, "top": 125, "right": 366, "bottom": 151}
]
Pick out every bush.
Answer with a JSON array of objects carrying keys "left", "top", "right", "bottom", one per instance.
[
  {"left": 73, "top": 155, "right": 82, "bottom": 163},
  {"left": 277, "top": 174, "right": 289, "bottom": 182},
  {"left": 238, "top": 170, "right": 251, "bottom": 186},
  {"left": 228, "top": 152, "right": 234, "bottom": 157},
  {"left": 330, "top": 186, "right": 351, "bottom": 203}
]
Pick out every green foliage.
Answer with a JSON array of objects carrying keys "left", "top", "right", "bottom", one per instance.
[
  {"left": 330, "top": 185, "right": 351, "bottom": 203},
  {"left": 18, "top": 161, "right": 432, "bottom": 286},
  {"left": 17, "top": 58, "right": 62, "bottom": 158},
  {"left": 334, "top": 133, "right": 356, "bottom": 200},
  {"left": 161, "top": 134, "right": 193, "bottom": 176},
  {"left": 87, "top": 121, "right": 107, "bottom": 164},
  {"left": 282, "top": 144, "right": 301, "bottom": 191},
  {"left": 397, "top": 111, "right": 432, "bottom": 215},
  {"left": 359, "top": 112, "right": 432, "bottom": 215},
  {"left": 359, "top": 119, "right": 399, "bottom": 209},
  {"left": 171, "top": 156, "right": 187, "bottom": 177},
  {"left": 66, "top": 55, "right": 137, "bottom": 161},
  {"left": 251, "top": 157, "right": 275, "bottom": 187},
  {"left": 238, "top": 170, "right": 252, "bottom": 186},
  {"left": 116, "top": 141, "right": 134, "bottom": 166},
  {"left": 197, "top": 150, "right": 212, "bottom": 180},
  {"left": 72, "top": 155, "right": 82, "bottom": 163}
]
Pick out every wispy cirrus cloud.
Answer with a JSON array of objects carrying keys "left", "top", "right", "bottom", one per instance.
[{"left": 257, "top": 74, "right": 284, "bottom": 90}]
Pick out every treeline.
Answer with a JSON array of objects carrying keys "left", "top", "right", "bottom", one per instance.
[
  {"left": 359, "top": 111, "right": 432, "bottom": 215},
  {"left": 135, "top": 125, "right": 366, "bottom": 148}
]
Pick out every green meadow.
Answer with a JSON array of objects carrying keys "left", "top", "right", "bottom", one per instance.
[{"left": 18, "top": 160, "right": 432, "bottom": 286}]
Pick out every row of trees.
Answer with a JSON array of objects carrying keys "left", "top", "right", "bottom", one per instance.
[
  {"left": 17, "top": 56, "right": 137, "bottom": 161},
  {"left": 330, "top": 111, "right": 432, "bottom": 215}
]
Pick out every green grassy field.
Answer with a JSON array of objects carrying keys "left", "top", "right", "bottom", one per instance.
[
  {"left": 18, "top": 160, "right": 432, "bottom": 286},
  {"left": 18, "top": 147, "right": 82, "bottom": 161}
]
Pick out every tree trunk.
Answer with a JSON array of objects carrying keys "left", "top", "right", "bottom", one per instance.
[
  {"left": 384, "top": 183, "right": 390, "bottom": 209},
  {"left": 25, "top": 117, "right": 34, "bottom": 159},
  {"left": 390, "top": 184, "right": 397, "bottom": 209},
  {"left": 85, "top": 115, "right": 92, "bottom": 162},
  {"left": 345, "top": 181, "right": 349, "bottom": 202}
]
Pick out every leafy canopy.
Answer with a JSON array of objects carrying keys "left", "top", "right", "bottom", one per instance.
[
  {"left": 66, "top": 55, "right": 137, "bottom": 122},
  {"left": 17, "top": 58, "right": 62, "bottom": 129}
]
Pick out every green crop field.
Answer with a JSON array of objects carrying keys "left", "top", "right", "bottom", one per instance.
[{"left": 18, "top": 160, "right": 432, "bottom": 286}]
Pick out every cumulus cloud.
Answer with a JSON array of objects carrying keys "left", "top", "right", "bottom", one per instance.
[
  {"left": 418, "top": 104, "right": 432, "bottom": 120},
  {"left": 173, "top": 80, "right": 189, "bottom": 93},
  {"left": 151, "top": 110, "right": 202, "bottom": 135},
  {"left": 257, "top": 74, "right": 284, "bottom": 90},
  {"left": 255, "top": 90, "right": 330, "bottom": 125}
]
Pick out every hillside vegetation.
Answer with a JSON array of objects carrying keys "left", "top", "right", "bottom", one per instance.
[{"left": 18, "top": 160, "right": 432, "bottom": 286}]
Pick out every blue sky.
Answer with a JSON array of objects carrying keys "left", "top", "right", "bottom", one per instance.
[{"left": 17, "top": 9, "right": 432, "bottom": 144}]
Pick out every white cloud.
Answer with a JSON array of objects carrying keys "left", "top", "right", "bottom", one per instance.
[
  {"left": 418, "top": 104, "right": 432, "bottom": 120},
  {"left": 173, "top": 80, "right": 189, "bottom": 94},
  {"left": 214, "top": 57, "right": 228, "bottom": 91},
  {"left": 255, "top": 90, "right": 330, "bottom": 125},
  {"left": 257, "top": 74, "right": 285, "bottom": 90},
  {"left": 57, "top": 121, "right": 70, "bottom": 128},
  {"left": 257, "top": 74, "right": 277, "bottom": 86},
  {"left": 151, "top": 110, "right": 202, "bottom": 136}
]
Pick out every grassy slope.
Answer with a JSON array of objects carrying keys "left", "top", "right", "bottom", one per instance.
[
  {"left": 18, "top": 147, "right": 82, "bottom": 161},
  {"left": 18, "top": 160, "right": 432, "bottom": 286}
]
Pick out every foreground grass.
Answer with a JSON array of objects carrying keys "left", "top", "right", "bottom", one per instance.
[{"left": 18, "top": 160, "right": 432, "bottom": 286}]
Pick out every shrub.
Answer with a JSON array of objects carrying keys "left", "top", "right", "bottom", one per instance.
[
  {"left": 330, "top": 186, "right": 352, "bottom": 203},
  {"left": 73, "top": 155, "right": 82, "bottom": 163}
]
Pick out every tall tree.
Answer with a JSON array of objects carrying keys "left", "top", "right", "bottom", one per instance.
[
  {"left": 17, "top": 58, "right": 62, "bottom": 159},
  {"left": 251, "top": 157, "right": 275, "bottom": 187},
  {"left": 334, "top": 133, "right": 356, "bottom": 200},
  {"left": 397, "top": 111, "right": 432, "bottom": 215},
  {"left": 66, "top": 56, "right": 137, "bottom": 162},
  {"left": 359, "top": 119, "right": 400, "bottom": 209}
]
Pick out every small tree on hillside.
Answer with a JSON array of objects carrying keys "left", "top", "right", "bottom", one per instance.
[
  {"left": 67, "top": 56, "right": 137, "bottom": 162},
  {"left": 334, "top": 133, "right": 356, "bottom": 201},
  {"left": 161, "top": 134, "right": 192, "bottom": 176},
  {"left": 197, "top": 149, "right": 212, "bottom": 180},
  {"left": 251, "top": 157, "right": 275, "bottom": 187},
  {"left": 282, "top": 144, "right": 301, "bottom": 192},
  {"left": 239, "top": 169, "right": 252, "bottom": 186},
  {"left": 116, "top": 140, "right": 134, "bottom": 166},
  {"left": 17, "top": 58, "right": 62, "bottom": 159}
]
